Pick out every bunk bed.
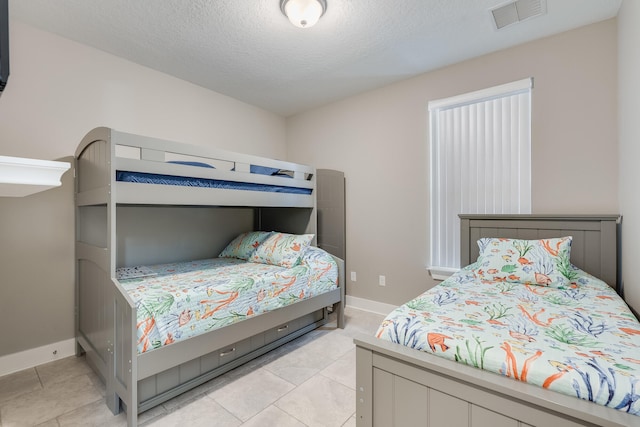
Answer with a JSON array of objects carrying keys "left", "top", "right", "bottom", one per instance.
[
  {"left": 74, "top": 127, "right": 345, "bottom": 426},
  {"left": 355, "top": 215, "right": 640, "bottom": 427}
]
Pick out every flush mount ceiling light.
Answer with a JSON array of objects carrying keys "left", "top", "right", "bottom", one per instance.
[{"left": 280, "top": 0, "right": 327, "bottom": 28}]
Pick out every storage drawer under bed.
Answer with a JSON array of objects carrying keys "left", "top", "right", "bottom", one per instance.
[
  {"left": 266, "top": 310, "right": 322, "bottom": 344},
  {"left": 137, "top": 308, "right": 326, "bottom": 407}
]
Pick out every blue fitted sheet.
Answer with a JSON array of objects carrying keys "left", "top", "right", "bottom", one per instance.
[{"left": 116, "top": 171, "right": 312, "bottom": 195}]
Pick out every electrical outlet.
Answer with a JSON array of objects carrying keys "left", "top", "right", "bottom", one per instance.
[
  {"left": 351, "top": 271, "right": 357, "bottom": 282},
  {"left": 379, "top": 275, "right": 386, "bottom": 286}
]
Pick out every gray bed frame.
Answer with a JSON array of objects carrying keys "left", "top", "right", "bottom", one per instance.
[
  {"left": 74, "top": 127, "right": 345, "bottom": 426},
  {"left": 354, "top": 214, "right": 640, "bottom": 427}
]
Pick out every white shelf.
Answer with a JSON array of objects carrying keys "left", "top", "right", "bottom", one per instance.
[{"left": 0, "top": 156, "right": 71, "bottom": 197}]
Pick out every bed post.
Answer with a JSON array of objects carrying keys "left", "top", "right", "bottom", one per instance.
[
  {"left": 332, "top": 255, "right": 345, "bottom": 329},
  {"left": 460, "top": 216, "right": 471, "bottom": 266},
  {"left": 355, "top": 344, "right": 373, "bottom": 427},
  {"left": 104, "top": 290, "right": 118, "bottom": 416}
]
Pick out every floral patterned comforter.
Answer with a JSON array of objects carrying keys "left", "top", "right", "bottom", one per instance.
[
  {"left": 119, "top": 246, "right": 337, "bottom": 354},
  {"left": 376, "top": 265, "right": 640, "bottom": 415}
]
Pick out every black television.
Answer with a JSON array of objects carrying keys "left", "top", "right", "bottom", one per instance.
[{"left": 0, "top": 0, "right": 9, "bottom": 94}]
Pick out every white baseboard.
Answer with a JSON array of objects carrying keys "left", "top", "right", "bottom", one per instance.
[
  {"left": 0, "top": 338, "right": 76, "bottom": 377},
  {"left": 345, "top": 295, "right": 397, "bottom": 316}
]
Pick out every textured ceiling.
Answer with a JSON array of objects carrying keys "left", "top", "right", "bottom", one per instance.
[{"left": 11, "top": 0, "right": 621, "bottom": 116}]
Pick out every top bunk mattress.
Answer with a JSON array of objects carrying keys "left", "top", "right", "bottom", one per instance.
[
  {"left": 375, "top": 263, "right": 640, "bottom": 416},
  {"left": 117, "top": 245, "right": 337, "bottom": 354},
  {"left": 116, "top": 170, "right": 312, "bottom": 195}
]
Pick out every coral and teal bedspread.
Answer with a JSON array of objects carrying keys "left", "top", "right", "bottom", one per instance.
[
  {"left": 376, "top": 265, "right": 640, "bottom": 415},
  {"left": 118, "top": 246, "right": 337, "bottom": 354}
]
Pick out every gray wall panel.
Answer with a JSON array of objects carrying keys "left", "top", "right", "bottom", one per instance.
[
  {"left": 78, "top": 206, "right": 108, "bottom": 248},
  {"left": 116, "top": 206, "right": 253, "bottom": 267},
  {"left": 394, "top": 376, "right": 428, "bottom": 426},
  {"left": 256, "top": 207, "right": 316, "bottom": 237},
  {"left": 372, "top": 368, "right": 393, "bottom": 427},
  {"left": 429, "top": 389, "right": 468, "bottom": 427},
  {"left": 316, "top": 169, "right": 345, "bottom": 260},
  {"left": 138, "top": 377, "right": 156, "bottom": 403},
  {"left": 179, "top": 359, "right": 201, "bottom": 384},
  {"left": 471, "top": 405, "right": 517, "bottom": 427}
]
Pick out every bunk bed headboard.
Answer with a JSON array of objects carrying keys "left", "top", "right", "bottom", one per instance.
[{"left": 459, "top": 214, "right": 621, "bottom": 290}]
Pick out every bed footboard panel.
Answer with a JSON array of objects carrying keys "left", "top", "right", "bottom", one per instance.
[
  {"left": 77, "top": 255, "right": 138, "bottom": 423},
  {"left": 355, "top": 335, "right": 639, "bottom": 427},
  {"left": 113, "top": 287, "right": 137, "bottom": 425},
  {"left": 76, "top": 258, "right": 111, "bottom": 382},
  {"left": 367, "top": 354, "right": 584, "bottom": 427}
]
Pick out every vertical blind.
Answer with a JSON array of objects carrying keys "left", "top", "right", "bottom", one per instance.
[{"left": 429, "top": 78, "right": 532, "bottom": 279}]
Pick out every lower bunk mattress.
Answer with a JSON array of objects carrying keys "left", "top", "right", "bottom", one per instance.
[
  {"left": 117, "top": 246, "right": 337, "bottom": 354},
  {"left": 376, "top": 264, "right": 640, "bottom": 416}
]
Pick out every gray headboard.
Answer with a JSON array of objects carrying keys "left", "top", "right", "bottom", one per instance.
[{"left": 460, "top": 214, "right": 621, "bottom": 290}]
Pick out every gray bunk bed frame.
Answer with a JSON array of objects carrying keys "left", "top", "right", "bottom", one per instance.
[
  {"left": 354, "top": 214, "right": 640, "bottom": 427},
  {"left": 74, "top": 127, "right": 345, "bottom": 426}
]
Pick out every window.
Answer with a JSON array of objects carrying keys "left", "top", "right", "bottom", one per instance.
[{"left": 429, "top": 78, "right": 532, "bottom": 279}]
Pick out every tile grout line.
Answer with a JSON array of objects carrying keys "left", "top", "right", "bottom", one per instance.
[
  {"left": 54, "top": 397, "right": 105, "bottom": 426},
  {"left": 271, "top": 399, "right": 310, "bottom": 427},
  {"left": 202, "top": 392, "right": 243, "bottom": 426},
  {"left": 34, "top": 366, "right": 44, "bottom": 389},
  {"left": 214, "top": 366, "right": 297, "bottom": 424},
  {"left": 341, "top": 411, "right": 356, "bottom": 427},
  {"left": 260, "top": 363, "right": 301, "bottom": 389}
]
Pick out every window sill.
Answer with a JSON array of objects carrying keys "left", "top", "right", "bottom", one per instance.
[{"left": 427, "top": 266, "right": 459, "bottom": 281}]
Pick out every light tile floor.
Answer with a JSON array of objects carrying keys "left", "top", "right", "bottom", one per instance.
[{"left": 0, "top": 308, "right": 384, "bottom": 427}]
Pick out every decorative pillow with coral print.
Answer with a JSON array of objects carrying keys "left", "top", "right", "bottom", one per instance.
[
  {"left": 250, "top": 232, "right": 314, "bottom": 268},
  {"left": 473, "top": 237, "right": 574, "bottom": 288},
  {"left": 219, "top": 231, "right": 273, "bottom": 260}
]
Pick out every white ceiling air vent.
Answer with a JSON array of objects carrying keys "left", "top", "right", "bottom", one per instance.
[{"left": 491, "top": 0, "right": 547, "bottom": 30}]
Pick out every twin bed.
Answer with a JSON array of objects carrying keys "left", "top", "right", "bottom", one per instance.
[
  {"left": 74, "top": 127, "right": 344, "bottom": 426},
  {"left": 356, "top": 215, "right": 640, "bottom": 427}
]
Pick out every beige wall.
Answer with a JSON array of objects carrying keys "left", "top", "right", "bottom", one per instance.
[
  {"left": 0, "top": 16, "right": 626, "bottom": 358},
  {"left": 618, "top": 0, "right": 640, "bottom": 313},
  {"left": 0, "top": 21, "right": 286, "bottom": 357},
  {"left": 287, "top": 19, "right": 619, "bottom": 306}
]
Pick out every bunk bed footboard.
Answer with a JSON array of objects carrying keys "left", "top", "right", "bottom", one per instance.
[
  {"left": 76, "top": 255, "right": 138, "bottom": 425},
  {"left": 80, "top": 260, "right": 343, "bottom": 426},
  {"left": 77, "top": 255, "right": 343, "bottom": 426},
  {"left": 112, "top": 284, "right": 137, "bottom": 426},
  {"left": 79, "top": 276, "right": 340, "bottom": 427}
]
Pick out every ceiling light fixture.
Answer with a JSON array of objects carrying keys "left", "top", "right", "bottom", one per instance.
[{"left": 280, "top": 0, "right": 327, "bottom": 28}]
